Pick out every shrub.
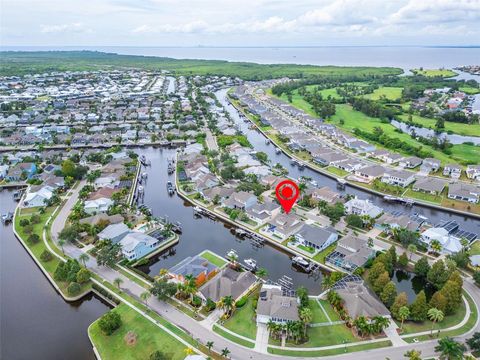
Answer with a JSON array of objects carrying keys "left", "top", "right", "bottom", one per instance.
[
  {"left": 67, "top": 282, "right": 81, "bottom": 296},
  {"left": 40, "top": 250, "right": 53, "bottom": 262},
  {"left": 235, "top": 296, "right": 248, "bottom": 308},
  {"left": 205, "top": 298, "right": 216, "bottom": 312},
  {"left": 30, "top": 214, "right": 41, "bottom": 224},
  {"left": 191, "top": 295, "right": 202, "bottom": 308},
  {"left": 27, "top": 233, "right": 40, "bottom": 244},
  {"left": 98, "top": 310, "right": 122, "bottom": 336},
  {"left": 19, "top": 219, "right": 30, "bottom": 227},
  {"left": 76, "top": 268, "right": 91, "bottom": 284}
]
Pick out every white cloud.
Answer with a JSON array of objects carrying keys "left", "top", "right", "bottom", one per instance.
[{"left": 40, "top": 22, "right": 93, "bottom": 34}]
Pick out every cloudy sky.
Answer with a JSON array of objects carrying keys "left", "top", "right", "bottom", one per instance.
[{"left": 1, "top": 0, "right": 479, "bottom": 47}]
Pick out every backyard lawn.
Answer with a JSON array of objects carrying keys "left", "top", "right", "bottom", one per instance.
[
  {"left": 309, "top": 299, "right": 340, "bottom": 323},
  {"left": 325, "top": 166, "right": 349, "bottom": 177},
  {"left": 270, "top": 324, "right": 357, "bottom": 347},
  {"left": 403, "top": 189, "right": 443, "bottom": 204},
  {"left": 363, "top": 87, "right": 403, "bottom": 101},
  {"left": 199, "top": 250, "right": 227, "bottom": 268},
  {"left": 89, "top": 304, "right": 188, "bottom": 360},
  {"left": 222, "top": 293, "right": 258, "bottom": 340}
]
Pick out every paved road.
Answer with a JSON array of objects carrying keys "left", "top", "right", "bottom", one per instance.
[{"left": 50, "top": 182, "right": 480, "bottom": 360}]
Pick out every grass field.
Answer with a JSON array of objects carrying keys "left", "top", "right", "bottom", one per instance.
[
  {"left": 309, "top": 299, "right": 340, "bottom": 323},
  {"left": 212, "top": 325, "right": 255, "bottom": 348},
  {"left": 199, "top": 250, "right": 227, "bottom": 268},
  {"left": 329, "top": 104, "right": 455, "bottom": 164},
  {"left": 459, "top": 86, "right": 480, "bottom": 94},
  {"left": 411, "top": 69, "right": 457, "bottom": 78},
  {"left": 222, "top": 294, "right": 258, "bottom": 340},
  {"left": 403, "top": 189, "right": 443, "bottom": 204},
  {"left": 325, "top": 166, "right": 349, "bottom": 177},
  {"left": 363, "top": 87, "right": 403, "bottom": 101},
  {"left": 270, "top": 324, "right": 357, "bottom": 348},
  {"left": 397, "top": 113, "right": 480, "bottom": 138},
  {"left": 470, "top": 240, "right": 480, "bottom": 255},
  {"left": 268, "top": 89, "right": 317, "bottom": 116},
  {"left": 88, "top": 304, "right": 188, "bottom": 360}
]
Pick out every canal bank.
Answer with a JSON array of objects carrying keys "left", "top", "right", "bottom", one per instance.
[{"left": 215, "top": 88, "right": 480, "bottom": 233}]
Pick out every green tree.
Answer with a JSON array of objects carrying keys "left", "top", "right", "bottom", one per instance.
[
  {"left": 404, "top": 349, "right": 422, "bottom": 360},
  {"left": 76, "top": 268, "right": 91, "bottom": 283},
  {"left": 434, "top": 337, "right": 466, "bottom": 360},
  {"left": 113, "top": 277, "right": 123, "bottom": 289},
  {"left": 429, "top": 291, "right": 447, "bottom": 314},
  {"left": 427, "top": 260, "right": 449, "bottom": 289},
  {"left": 439, "top": 280, "right": 463, "bottom": 315},
  {"left": 373, "top": 271, "right": 390, "bottom": 295},
  {"left": 407, "top": 244, "right": 417, "bottom": 261},
  {"left": 98, "top": 310, "right": 122, "bottom": 336},
  {"left": 388, "top": 245, "right": 398, "bottom": 268},
  {"left": 398, "top": 306, "right": 410, "bottom": 331},
  {"left": 410, "top": 290, "right": 428, "bottom": 321},
  {"left": 140, "top": 291, "right": 151, "bottom": 305},
  {"left": 391, "top": 292, "right": 408, "bottom": 320},
  {"left": 466, "top": 332, "right": 480, "bottom": 353},
  {"left": 79, "top": 253, "right": 89, "bottom": 267},
  {"left": 380, "top": 281, "right": 397, "bottom": 307},
  {"left": 150, "top": 278, "right": 177, "bottom": 301},
  {"left": 206, "top": 341, "right": 214, "bottom": 353},
  {"left": 221, "top": 347, "right": 231, "bottom": 358},
  {"left": 27, "top": 233, "right": 40, "bottom": 244},
  {"left": 256, "top": 268, "right": 268, "bottom": 278},
  {"left": 368, "top": 261, "right": 386, "bottom": 286},
  {"left": 67, "top": 282, "right": 81, "bottom": 296},
  {"left": 398, "top": 252, "right": 409, "bottom": 268},
  {"left": 218, "top": 295, "right": 235, "bottom": 317},
  {"left": 96, "top": 242, "right": 121, "bottom": 267},
  {"left": 149, "top": 351, "right": 168, "bottom": 360},
  {"left": 428, "top": 308, "right": 444, "bottom": 337},
  {"left": 414, "top": 256, "right": 430, "bottom": 278}
]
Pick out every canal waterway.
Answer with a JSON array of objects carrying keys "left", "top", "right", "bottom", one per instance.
[{"left": 0, "top": 190, "right": 111, "bottom": 360}]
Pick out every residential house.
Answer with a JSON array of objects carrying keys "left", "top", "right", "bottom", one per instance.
[
  {"left": 376, "top": 213, "right": 421, "bottom": 233},
  {"left": 307, "top": 186, "right": 341, "bottom": 205},
  {"left": 169, "top": 254, "right": 219, "bottom": 287},
  {"left": 326, "top": 234, "right": 375, "bottom": 272},
  {"left": 466, "top": 165, "right": 480, "bottom": 180},
  {"left": 84, "top": 197, "right": 114, "bottom": 215},
  {"left": 79, "top": 213, "right": 124, "bottom": 227},
  {"left": 420, "top": 227, "right": 462, "bottom": 254},
  {"left": 98, "top": 222, "right": 130, "bottom": 243},
  {"left": 420, "top": 158, "right": 441, "bottom": 173},
  {"left": 222, "top": 191, "right": 257, "bottom": 210},
  {"left": 412, "top": 177, "right": 447, "bottom": 195},
  {"left": 335, "top": 281, "right": 390, "bottom": 319},
  {"left": 256, "top": 284, "right": 300, "bottom": 324},
  {"left": 399, "top": 156, "right": 423, "bottom": 169},
  {"left": 6, "top": 162, "right": 37, "bottom": 181},
  {"left": 443, "top": 164, "right": 462, "bottom": 179},
  {"left": 23, "top": 185, "right": 54, "bottom": 208},
  {"left": 354, "top": 165, "right": 385, "bottom": 183},
  {"left": 199, "top": 267, "right": 257, "bottom": 303},
  {"left": 344, "top": 198, "right": 383, "bottom": 218},
  {"left": 202, "top": 186, "right": 236, "bottom": 203},
  {"left": 245, "top": 200, "right": 281, "bottom": 225},
  {"left": 294, "top": 224, "right": 338, "bottom": 252},
  {"left": 119, "top": 232, "right": 161, "bottom": 260},
  {"left": 448, "top": 183, "right": 480, "bottom": 203},
  {"left": 381, "top": 169, "right": 415, "bottom": 188},
  {"left": 266, "top": 213, "right": 304, "bottom": 240}
]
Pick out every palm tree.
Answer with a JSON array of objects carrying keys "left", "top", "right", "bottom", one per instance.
[
  {"left": 434, "top": 337, "right": 466, "bottom": 360},
  {"left": 299, "top": 307, "right": 313, "bottom": 337},
  {"left": 184, "top": 274, "right": 198, "bottom": 302},
  {"left": 79, "top": 253, "right": 89, "bottom": 267},
  {"left": 460, "top": 237, "right": 469, "bottom": 251},
  {"left": 398, "top": 306, "right": 410, "bottom": 331},
  {"left": 221, "top": 347, "right": 231, "bottom": 358},
  {"left": 206, "top": 341, "right": 214, "bottom": 353},
  {"left": 353, "top": 316, "right": 369, "bottom": 337},
  {"left": 113, "top": 277, "right": 123, "bottom": 289},
  {"left": 430, "top": 239, "right": 442, "bottom": 255},
  {"left": 158, "top": 268, "right": 169, "bottom": 279},
  {"left": 183, "top": 347, "right": 194, "bottom": 356},
  {"left": 428, "top": 308, "right": 444, "bottom": 337},
  {"left": 58, "top": 238, "right": 65, "bottom": 254},
  {"left": 404, "top": 349, "right": 422, "bottom": 360},
  {"left": 407, "top": 244, "right": 417, "bottom": 261},
  {"left": 218, "top": 295, "right": 235, "bottom": 317},
  {"left": 372, "top": 316, "right": 390, "bottom": 334},
  {"left": 140, "top": 291, "right": 151, "bottom": 305},
  {"left": 256, "top": 267, "right": 268, "bottom": 279}
]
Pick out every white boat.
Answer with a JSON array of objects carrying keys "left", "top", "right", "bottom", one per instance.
[
  {"left": 292, "top": 256, "right": 309, "bottom": 267},
  {"left": 227, "top": 249, "right": 238, "bottom": 259},
  {"left": 310, "top": 180, "right": 318, "bottom": 187},
  {"left": 275, "top": 148, "right": 282, "bottom": 154},
  {"left": 244, "top": 258, "right": 257, "bottom": 269}
]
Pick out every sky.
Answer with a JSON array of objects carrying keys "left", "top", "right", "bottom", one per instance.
[{"left": 1, "top": 0, "right": 479, "bottom": 47}]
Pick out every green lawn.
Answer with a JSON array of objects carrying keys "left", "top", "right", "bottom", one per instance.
[
  {"left": 411, "top": 69, "right": 457, "bottom": 78},
  {"left": 89, "top": 304, "right": 188, "bottom": 360},
  {"left": 363, "top": 87, "right": 403, "bottom": 101},
  {"left": 313, "top": 243, "right": 337, "bottom": 264},
  {"left": 199, "top": 250, "right": 227, "bottom": 268},
  {"left": 270, "top": 324, "right": 357, "bottom": 348},
  {"left": 325, "top": 166, "right": 349, "bottom": 177},
  {"left": 403, "top": 189, "right": 443, "bottom": 204},
  {"left": 309, "top": 299, "right": 340, "bottom": 323},
  {"left": 222, "top": 294, "right": 258, "bottom": 340},
  {"left": 267, "top": 89, "right": 316, "bottom": 116},
  {"left": 298, "top": 245, "right": 316, "bottom": 254},
  {"left": 329, "top": 104, "right": 458, "bottom": 165},
  {"left": 470, "top": 240, "right": 480, "bottom": 255},
  {"left": 268, "top": 340, "right": 392, "bottom": 357},
  {"left": 459, "top": 86, "right": 480, "bottom": 95},
  {"left": 212, "top": 325, "right": 255, "bottom": 348},
  {"left": 397, "top": 295, "right": 467, "bottom": 334},
  {"left": 398, "top": 113, "right": 480, "bottom": 138}
]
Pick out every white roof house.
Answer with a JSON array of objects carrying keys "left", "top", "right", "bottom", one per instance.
[
  {"left": 344, "top": 198, "right": 383, "bottom": 218},
  {"left": 23, "top": 186, "right": 54, "bottom": 208},
  {"left": 421, "top": 227, "right": 463, "bottom": 254},
  {"left": 84, "top": 197, "right": 114, "bottom": 215}
]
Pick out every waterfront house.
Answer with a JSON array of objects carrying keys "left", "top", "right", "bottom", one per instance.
[
  {"left": 399, "top": 156, "right": 423, "bottom": 169},
  {"left": 266, "top": 213, "right": 304, "bottom": 240},
  {"left": 202, "top": 186, "right": 236, "bottom": 203},
  {"left": 333, "top": 158, "right": 365, "bottom": 173},
  {"left": 376, "top": 213, "right": 420, "bottom": 233},
  {"left": 466, "top": 165, "right": 480, "bottom": 180},
  {"left": 194, "top": 173, "right": 219, "bottom": 192},
  {"left": 88, "top": 187, "right": 117, "bottom": 201},
  {"left": 98, "top": 222, "right": 130, "bottom": 243},
  {"left": 245, "top": 200, "right": 281, "bottom": 225},
  {"left": 294, "top": 224, "right": 338, "bottom": 252},
  {"left": 256, "top": 284, "right": 299, "bottom": 325},
  {"left": 377, "top": 152, "right": 404, "bottom": 165},
  {"left": 199, "top": 267, "right": 257, "bottom": 303},
  {"left": 381, "top": 169, "right": 415, "bottom": 188},
  {"left": 6, "top": 162, "right": 37, "bottom": 181},
  {"left": 420, "top": 158, "right": 441, "bottom": 174},
  {"left": 354, "top": 165, "right": 385, "bottom": 183},
  {"left": 23, "top": 185, "right": 54, "bottom": 208},
  {"left": 344, "top": 198, "right": 383, "bottom": 218},
  {"left": 94, "top": 176, "right": 120, "bottom": 190},
  {"left": 84, "top": 197, "right": 114, "bottom": 215},
  {"left": 119, "top": 231, "right": 161, "bottom": 261},
  {"left": 326, "top": 234, "right": 375, "bottom": 272},
  {"left": 307, "top": 186, "right": 341, "bottom": 205},
  {"left": 222, "top": 191, "right": 257, "bottom": 210},
  {"left": 169, "top": 254, "right": 219, "bottom": 287},
  {"left": 79, "top": 213, "right": 124, "bottom": 227},
  {"left": 421, "top": 227, "right": 463, "bottom": 254},
  {"left": 447, "top": 183, "right": 480, "bottom": 203},
  {"left": 443, "top": 164, "right": 462, "bottom": 179},
  {"left": 0, "top": 164, "right": 9, "bottom": 179},
  {"left": 412, "top": 177, "right": 447, "bottom": 195},
  {"left": 336, "top": 281, "right": 390, "bottom": 319}
]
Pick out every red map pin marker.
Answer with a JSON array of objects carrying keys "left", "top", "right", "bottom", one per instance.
[{"left": 275, "top": 180, "right": 300, "bottom": 214}]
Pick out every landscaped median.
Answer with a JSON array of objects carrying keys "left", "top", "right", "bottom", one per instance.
[{"left": 212, "top": 325, "right": 256, "bottom": 348}]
